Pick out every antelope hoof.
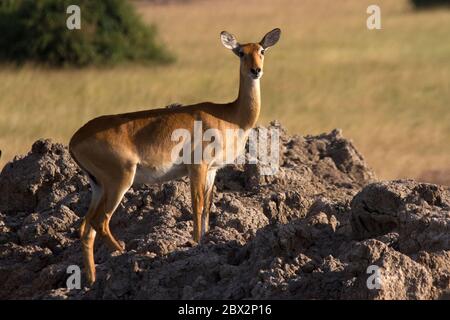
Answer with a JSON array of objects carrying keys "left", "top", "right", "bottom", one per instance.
[
  {"left": 193, "top": 233, "right": 201, "bottom": 243},
  {"left": 85, "top": 269, "right": 96, "bottom": 286},
  {"left": 117, "top": 240, "right": 126, "bottom": 252},
  {"left": 108, "top": 239, "right": 125, "bottom": 253}
]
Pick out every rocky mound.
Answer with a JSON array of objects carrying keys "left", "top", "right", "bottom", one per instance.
[{"left": 0, "top": 123, "right": 448, "bottom": 299}]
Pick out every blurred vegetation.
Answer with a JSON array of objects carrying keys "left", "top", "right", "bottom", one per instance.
[
  {"left": 0, "top": 0, "right": 449, "bottom": 183},
  {"left": 411, "top": 0, "right": 450, "bottom": 9},
  {"left": 0, "top": 0, "right": 173, "bottom": 66}
]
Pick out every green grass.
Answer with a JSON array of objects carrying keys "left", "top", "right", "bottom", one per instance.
[{"left": 0, "top": 0, "right": 449, "bottom": 182}]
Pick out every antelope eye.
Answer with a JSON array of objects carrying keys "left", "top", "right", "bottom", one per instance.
[
  {"left": 261, "top": 49, "right": 265, "bottom": 55},
  {"left": 238, "top": 51, "right": 244, "bottom": 57}
]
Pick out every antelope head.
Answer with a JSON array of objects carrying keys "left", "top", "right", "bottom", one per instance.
[{"left": 220, "top": 28, "right": 281, "bottom": 80}]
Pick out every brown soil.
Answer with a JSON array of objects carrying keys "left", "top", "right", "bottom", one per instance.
[{"left": 0, "top": 122, "right": 448, "bottom": 299}]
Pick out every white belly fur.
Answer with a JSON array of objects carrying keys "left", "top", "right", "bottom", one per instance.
[
  {"left": 132, "top": 129, "right": 250, "bottom": 186},
  {"left": 133, "top": 163, "right": 187, "bottom": 185}
]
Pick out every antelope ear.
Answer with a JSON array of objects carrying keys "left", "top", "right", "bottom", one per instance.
[
  {"left": 260, "top": 28, "right": 281, "bottom": 49},
  {"left": 220, "top": 31, "right": 239, "bottom": 50}
]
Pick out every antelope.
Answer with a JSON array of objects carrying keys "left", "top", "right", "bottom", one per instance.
[{"left": 69, "top": 28, "right": 281, "bottom": 284}]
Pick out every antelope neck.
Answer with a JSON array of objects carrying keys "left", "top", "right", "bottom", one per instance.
[{"left": 233, "top": 72, "right": 261, "bottom": 130}]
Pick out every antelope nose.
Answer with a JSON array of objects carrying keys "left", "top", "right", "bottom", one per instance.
[{"left": 250, "top": 67, "right": 261, "bottom": 75}]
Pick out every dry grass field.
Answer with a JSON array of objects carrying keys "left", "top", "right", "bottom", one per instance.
[{"left": 0, "top": 0, "right": 449, "bottom": 182}]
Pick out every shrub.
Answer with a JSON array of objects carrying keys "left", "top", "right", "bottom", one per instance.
[
  {"left": 0, "top": 0, "right": 173, "bottom": 66},
  {"left": 410, "top": 0, "right": 450, "bottom": 9}
]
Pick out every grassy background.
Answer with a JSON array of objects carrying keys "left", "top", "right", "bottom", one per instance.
[{"left": 0, "top": 0, "right": 449, "bottom": 182}]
